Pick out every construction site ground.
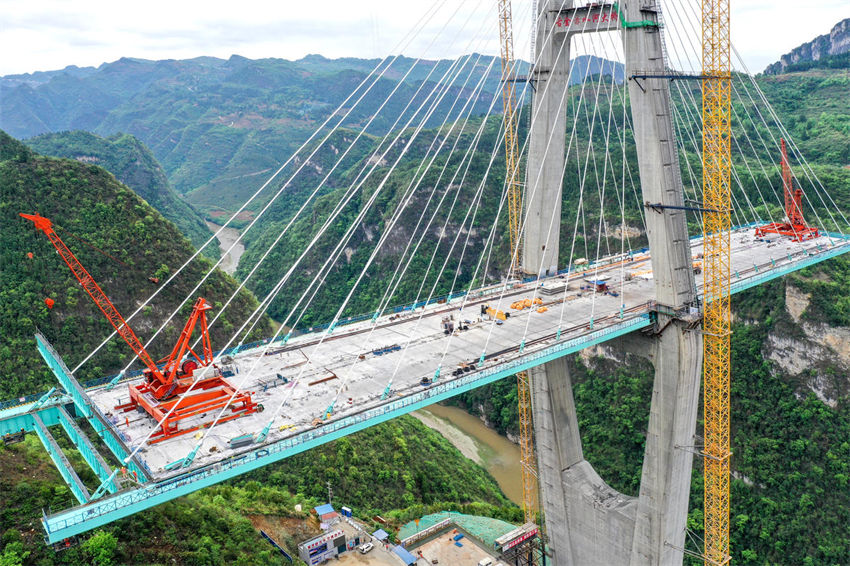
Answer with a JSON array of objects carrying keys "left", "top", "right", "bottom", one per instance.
[
  {"left": 335, "top": 545, "right": 407, "bottom": 566},
  {"left": 411, "top": 529, "right": 502, "bottom": 565}
]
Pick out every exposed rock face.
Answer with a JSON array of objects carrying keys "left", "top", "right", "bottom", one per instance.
[
  {"left": 765, "top": 18, "right": 850, "bottom": 74},
  {"left": 765, "top": 284, "right": 850, "bottom": 406}
]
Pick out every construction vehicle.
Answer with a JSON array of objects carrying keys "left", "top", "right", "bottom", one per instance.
[
  {"left": 21, "top": 213, "right": 260, "bottom": 443},
  {"left": 755, "top": 139, "right": 820, "bottom": 241}
]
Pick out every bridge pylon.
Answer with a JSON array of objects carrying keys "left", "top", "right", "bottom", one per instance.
[{"left": 523, "top": 2, "right": 702, "bottom": 564}]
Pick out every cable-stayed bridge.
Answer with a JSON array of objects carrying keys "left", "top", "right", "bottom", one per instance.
[
  {"left": 3, "top": 229, "right": 848, "bottom": 544},
  {"left": 3, "top": 0, "right": 849, "bottom": 563}
]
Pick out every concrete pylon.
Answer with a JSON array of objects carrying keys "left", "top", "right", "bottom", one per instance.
[
  {"left": 523, "top": 2, "right": 703, "bottom": 564},
  {"left": 522, "top": 0, "right": 572, "bottom": 277}
]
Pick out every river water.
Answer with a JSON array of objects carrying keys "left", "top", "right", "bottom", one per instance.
[
  {"left": 206, "top": 221, "right": 244, "bottom": 275},
  {"left": 415, "top": 404, "right": 523, "bottom": 505}
]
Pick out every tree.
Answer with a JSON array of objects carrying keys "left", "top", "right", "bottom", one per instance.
[
  {"left": 83, "top": 530, "right": 118, "bottom": 566},
  {"left": 0, "top": 542, "right": 28, "bottom": 566}
]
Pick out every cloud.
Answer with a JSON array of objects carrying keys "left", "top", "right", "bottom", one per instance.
[{"left": 0, "top": 0, "right": 845, "bottom": 76}]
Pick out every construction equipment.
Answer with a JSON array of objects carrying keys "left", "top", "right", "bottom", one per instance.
[
  {"left": 496, "top": 1, "right": 540, "bottom": 556},
  {"left": 497, "top": 0, "right": 523, "bottom": 274},
  {"left": 701, "top": 0, "right": 733, "bottom": 560},
  {"left": 754, "top": 139, "right": 820, "bottom": 241},
  {"left": 21, "top": 213, "right": 260, "bottom": 444},
  {"left": 485, "top": 306, "right": 508, "bottom": 321}
]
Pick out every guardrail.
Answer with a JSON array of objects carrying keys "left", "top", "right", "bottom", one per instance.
[{"left": 400, "top": 518, "right": 454, "bottom": 547}]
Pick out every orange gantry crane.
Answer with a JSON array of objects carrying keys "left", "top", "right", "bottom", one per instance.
[
  {"left": 21, "top": 213, "right": 260, "bottom": 443},
  {"left": 754, "top": 139, "right": 819, "bottom": 242}
]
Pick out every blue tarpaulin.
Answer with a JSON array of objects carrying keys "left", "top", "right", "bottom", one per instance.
[
  {"left": 314, "top": 504, "right": 335, "bottom": 516},
  {"left": 393, "top": 545, "right": 418, "bottom": 565}
]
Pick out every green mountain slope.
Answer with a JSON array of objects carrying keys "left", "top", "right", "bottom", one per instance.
[
  {"left": 0, "top": 54, "right": 623, "bottom": 221},
  {"left": 25, "top": 130, "right": 217, "bottom": 256},
  {"left": 0, "top": 130, "right": 269, "bottom": 399}
]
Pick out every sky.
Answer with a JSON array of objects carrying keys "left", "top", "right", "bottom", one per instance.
[{"left": 0, "top": 0, "right": 847, "bottom": 77}]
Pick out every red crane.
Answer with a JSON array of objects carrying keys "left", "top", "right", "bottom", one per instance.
[
  {"left": 21, "top": 213, "right": 259, "bottom": 443},
  {"left": 755, "top": 139, "right": 819, "bottom": 241}
]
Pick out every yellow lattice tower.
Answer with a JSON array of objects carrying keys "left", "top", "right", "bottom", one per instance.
[
  {"left": 497, "top": 0, "right": 523, "bottom": 271},
  {"left": 702, "top": 0, "right": 732, "bottom": 562},
  {"left": 496, "top": 0, "right": 538, "bottom": 532},
  {"left": 517, "top": 370, "right": 538, "bottom": 524}
]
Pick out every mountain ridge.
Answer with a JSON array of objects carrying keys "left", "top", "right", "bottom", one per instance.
[{"left": 765, "top": 18, "right": 850, "bottom": 74}]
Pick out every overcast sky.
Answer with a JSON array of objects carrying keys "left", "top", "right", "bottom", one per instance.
[{"left": 0, "top": 0, "right": 846, "bottom": 77}]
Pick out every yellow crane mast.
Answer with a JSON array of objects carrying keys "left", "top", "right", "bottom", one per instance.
[
  {"left": 701, "top": 0, "right": 732, "bottom": 562},
  {"left": 496, "top": 0, "right": 539, "bottom": 535},
  {"left": 497, "top": 0, "right": 523, "bottom": 272}
]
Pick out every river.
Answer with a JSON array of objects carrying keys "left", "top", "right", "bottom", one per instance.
[
  {"left": 415, "top": 404, "right": 523, "bottom": 505},
  {"left": 206, "top": 221, "right": 244, "bottom": 275}
]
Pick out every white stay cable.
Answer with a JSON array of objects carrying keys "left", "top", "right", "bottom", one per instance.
[
  {"left": 185, "top": 1, "right": 502, "bottom": 455},
  {"left": 71, "top": 1, "right": 448, "bottom": 375},
  {"left": 118, "top": 0, "right": 483, "bottom": 461}
]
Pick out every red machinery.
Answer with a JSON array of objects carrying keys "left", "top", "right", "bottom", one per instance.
[
  {"left": 754, "top": 139, "right": 819, "bottom": 242},
  {"left": 21, "top": 213, "right": 259, "bottom": 443}
]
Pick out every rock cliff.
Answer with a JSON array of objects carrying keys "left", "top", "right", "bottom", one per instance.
[{"left": 765, "top": 18, "right": 850, "bottom": 74}]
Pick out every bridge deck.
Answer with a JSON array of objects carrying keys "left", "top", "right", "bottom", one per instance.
[{"left": 86, "top": 229, "right": 844, "bottom": 479}]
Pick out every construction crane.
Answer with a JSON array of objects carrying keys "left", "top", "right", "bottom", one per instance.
[
  {"left": 701, "top": 0, "right": 732, "bottom": 561},
  {"left": 498, "top": 0, "right": 523, "bottom": 273},
  {"left": 21, "top": 213, "right": 260, "bottom": 443},
  {"left": 755, "top": 139, "right": 820, "bottom": 241},
  {"left": 496, "top": 0, "right": 540, "bottom": 550}
]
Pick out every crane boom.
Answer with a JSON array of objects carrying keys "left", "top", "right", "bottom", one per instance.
[
  {"left": 497, "top": 0, "right": 539, "bottom": 552},
  {"left": 20, "top": 213, "right": 161, "bottom": 376},
  {"left": 498, "top": 0, "right": 523, "bottom": 271},
  {"left": 22, "top": 212, "right": 260, "bottom": 442}
]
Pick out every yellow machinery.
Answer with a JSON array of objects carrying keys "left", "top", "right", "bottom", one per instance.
[
  {"left": 496, "top": 0, "right": 539, "bottom": 540},
  {"left": 702, "top": 0, "right": 732, "bottom": 562},
  {"left": 485, "top": 306, "right": 508, "bottom": 321}
]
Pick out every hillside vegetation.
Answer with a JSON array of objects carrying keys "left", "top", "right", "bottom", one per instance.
[
  {"left": 0, "top": 54, "right": 628, "bottom": 220},
  {"left": 0, "top": 131, "right": 269, "bottom": 399},
  {"left": 25, "top": 131, "right": 216, "bottom": 256}
]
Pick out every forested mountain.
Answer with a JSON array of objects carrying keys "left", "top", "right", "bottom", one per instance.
[
  {"left": 25, "top": 130, "right": 216, "bottom": 255},
  {"left": 0, "top": 54, "right": 620, "bottom": 219},
  {"left": 0, "top": 131, "right": 269, "bottom": 399}
]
